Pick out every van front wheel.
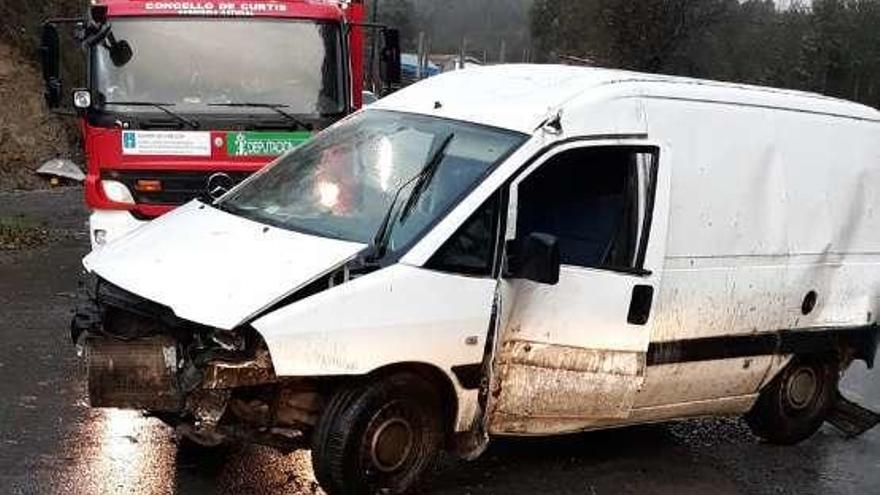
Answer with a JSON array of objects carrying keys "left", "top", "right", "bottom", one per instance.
[
  {"left": 745, "top": 356, "right": 838, "bottom": 445},
  {"left": 312, "top": 373, "right": 445, "bottom": 495}
]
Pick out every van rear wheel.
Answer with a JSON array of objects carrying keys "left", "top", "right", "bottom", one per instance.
[
  {"left": 745, "top": 356, "right": 838, "bottom": 445},
  {"left": 312, "top": 373, "right": 445, "bottom": 495}
]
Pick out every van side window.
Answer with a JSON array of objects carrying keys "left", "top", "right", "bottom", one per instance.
[
  {"left": 427, "top": 193, "right": 500, "bottom": 276},
  {"left": 516, "top": 147, "right": 656, "bottom": 271}
]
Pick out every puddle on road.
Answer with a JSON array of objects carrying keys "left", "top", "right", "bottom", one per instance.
[
  {"left": 52, "top": 409, "right": 178, "bottom": 494},
  {"left": 47, "top": 408, "right": 322, "bottom": 495}
]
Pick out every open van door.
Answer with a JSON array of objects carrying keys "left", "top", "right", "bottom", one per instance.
[{"left": 488, "top": 142, "right": 669, "bottom": 435}]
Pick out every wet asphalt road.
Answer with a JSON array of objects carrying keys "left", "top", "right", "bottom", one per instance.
[{"left": 1, "top": 188, "right": 880, "bottom": 495}]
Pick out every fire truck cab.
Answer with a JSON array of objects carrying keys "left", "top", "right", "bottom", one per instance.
[{"left": 40, "top": 0, "right": 400, "bottom": 247}]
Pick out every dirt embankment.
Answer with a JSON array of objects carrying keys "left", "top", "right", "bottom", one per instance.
[
  {"left": 0, "top": 40, "right": 80, "bottom": 191},
  {"left": 0, "top": 0, "right": 85, "bottom": 191}
]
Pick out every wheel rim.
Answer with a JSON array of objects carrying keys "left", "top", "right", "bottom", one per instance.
[
  {"left": 370, "top": 417, "right": 415, "bottom": 473},
  {"left": 361, "top": 399, "right": 424, "bottom": 478},
  {"left": 786, "top": 367, "right": 819, "bottom": 410}
]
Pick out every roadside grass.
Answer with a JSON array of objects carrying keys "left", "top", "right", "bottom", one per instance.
[{"left": 0, "top": 216, "right": 49, "bottom": 250}]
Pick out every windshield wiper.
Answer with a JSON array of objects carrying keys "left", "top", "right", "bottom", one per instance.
[
  {"left": 208, "top": 103, "right": 312, "bottom": 131},
  {"left": 367, "top": 132, "right": 455, "bottom": 262},
  {"left": 367, "top": 175, "right": 422, "bottom": 262},
  {"left": 398, "top": 133, "right": 455, "bottom": 223},
  {"left": 105, "top": 101, "right": 200, "bottom": 129}
]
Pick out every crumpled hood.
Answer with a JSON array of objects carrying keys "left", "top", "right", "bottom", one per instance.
[{"left": 83, "top": 202, "right": 366, "bottom": 330}]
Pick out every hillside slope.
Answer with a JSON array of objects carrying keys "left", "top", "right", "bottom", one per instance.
[{"left": 0, "top": 41, "right": 79, "bottom": 190}]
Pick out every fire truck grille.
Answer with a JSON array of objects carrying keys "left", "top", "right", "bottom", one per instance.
[{"left": 103, "top": 170, "right": 254, "bottom": 206}]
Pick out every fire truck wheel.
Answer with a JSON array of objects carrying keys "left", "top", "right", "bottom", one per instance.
[
  {"left": 312, "top": 372, "right": 445, "bottom": 495},
  {"left": 745, "top": 356, "right": 839, "bottom": 445}
]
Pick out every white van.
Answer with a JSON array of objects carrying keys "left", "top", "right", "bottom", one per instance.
[{"left": 73, "top": 65, "right": 880, "bottom": 494}]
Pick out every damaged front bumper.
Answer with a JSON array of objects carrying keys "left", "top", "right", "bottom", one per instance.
[
  {"left": 85, "top": 334, "right": 182, "bottom": 411},
  {"left": 71, "top": 275, "right": 321, "bottom": 450}
]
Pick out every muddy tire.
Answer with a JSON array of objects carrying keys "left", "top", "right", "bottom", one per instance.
[
  {"left": 312, "top": 373, "right": 445, "bottom": 495},
  {"left": 745, "top": 356, "right": 839, "bottom": 445}
]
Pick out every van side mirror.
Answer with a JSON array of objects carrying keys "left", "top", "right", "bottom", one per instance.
[
  {"left": 380, "top": 28, "right": 402, "bottom": 85},
  {"left": 507, "top": 233, "right": 561, "bottom": 285},
  {"left": 40, "top": 23, "right": 62, "bottom": 109}
]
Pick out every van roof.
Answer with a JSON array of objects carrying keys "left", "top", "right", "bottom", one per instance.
[{"left": 374, "top": 64, "right": 880, "bottom": 134}]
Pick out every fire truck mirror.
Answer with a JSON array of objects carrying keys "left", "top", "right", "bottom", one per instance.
[
  {"left": 40, "top": 23, "right": 62, "bottom": 109},
  {"left": 109, "top": 40, "right": 133, "bottom": 67},
  {"left": 90, "top": 5, "right": 109, "bottom": 24},
  {"left": 381, "top": 28, "right": 402, "bottom": 86}
]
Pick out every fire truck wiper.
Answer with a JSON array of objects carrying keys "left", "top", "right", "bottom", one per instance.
[
  {"left": 208, "top": 103, "right": 312, "bottom": 131},
  {"left": 105, "top": 101, "right": 200, "bottom": 129}
]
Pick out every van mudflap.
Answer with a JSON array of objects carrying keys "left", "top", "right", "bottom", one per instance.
[
  {"left": 86, "top": 335, "right": 182, "bottom": 412},
  {"left": 826, "top": 391, "right": 880, "bottom": 438}
]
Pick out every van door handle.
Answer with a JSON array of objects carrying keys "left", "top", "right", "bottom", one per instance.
[{"left": 627, "top": 285, "right": 654, "bottom": 325}]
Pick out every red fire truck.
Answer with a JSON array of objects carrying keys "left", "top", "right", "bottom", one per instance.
[{"left": 40, "top": 0, "right": 399, "bottom": 247}]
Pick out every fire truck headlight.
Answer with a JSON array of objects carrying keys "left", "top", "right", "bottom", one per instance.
[
  {"left": 101, "top": 180, "right": 135, "bottom": 205},
  {"left": 73, "top": 90, "right": 91, "bottom": 109}
]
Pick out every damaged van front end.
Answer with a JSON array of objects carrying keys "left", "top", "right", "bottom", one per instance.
[
  {"left": 70, "top": 202, "right": 375, "bottom": 450},
  {"left": 69, "top": 159, "right": 383, "bottom": 447},
  {"left": 72, "top": 273, "right": 327, "bottom": 449}
]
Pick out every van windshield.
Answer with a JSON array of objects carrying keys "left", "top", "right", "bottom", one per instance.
[{"left": 218, "top": 110, "right": 525, "bottom": 253}]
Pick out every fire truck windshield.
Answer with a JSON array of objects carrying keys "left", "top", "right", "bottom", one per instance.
[{"left": 93, "top": 18, "right": 345, "bottom": 116}]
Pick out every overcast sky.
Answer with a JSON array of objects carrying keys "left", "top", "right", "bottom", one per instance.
[{"left": 776, "top": 0, "right": 812, "bottom": 8}]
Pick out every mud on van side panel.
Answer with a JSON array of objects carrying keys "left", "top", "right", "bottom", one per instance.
[{"left": 490, "top": 341, "right": 644, "bottom": 431}]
